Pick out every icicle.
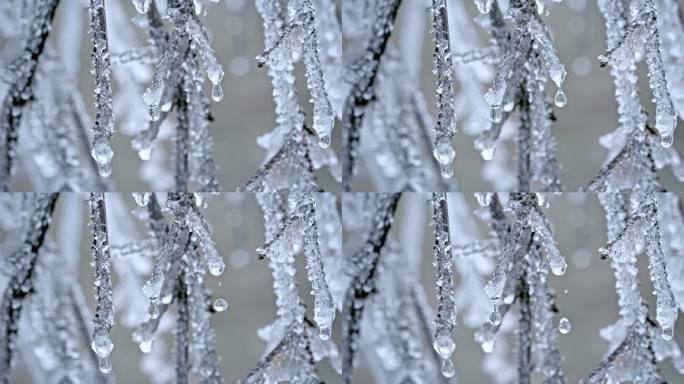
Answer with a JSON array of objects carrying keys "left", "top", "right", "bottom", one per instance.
[
  {"left": 431, "top": 193, "right": 457, "bottom": 375},
  {"left": 430, "top": 0, "right": 458, "bottom": 178},
  {"left": 89, "top": 0, "right": 116, "bottom": 178},
  {"left": 303, "top": 199, "right": 336, "bottom": 340},
  {"left": 89, "top": 193, "right": 115, "bottom": 373}
]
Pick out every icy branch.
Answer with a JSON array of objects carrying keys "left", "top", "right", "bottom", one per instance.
[
  {"left": 0, "top": 194, "right": 58, "bottom": 383},
  {"left": 0, "top": 0, "right": 59, "bottom": 191}
]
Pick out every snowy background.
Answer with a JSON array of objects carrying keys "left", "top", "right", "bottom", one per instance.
[
  {"left": 2, "top": 192, "right": 682, "bottom": 383},
  {"left": 344, "top": 0, "right": 684, "bottom": 191}
]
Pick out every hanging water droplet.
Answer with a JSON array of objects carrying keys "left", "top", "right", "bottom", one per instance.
[
  {"left": 211, "top": 83, "right": 223, "bottom": 102},
  {"left": 554, "top": 89, "right": 567, "bottom": 108},
  {"left": 480, "top": 146, "right": 495, "bottom": 161},
  {"left": 138, "top": 145, "right": 152, "bottom": 161},
  {"left": 559, "top": 317, "right": 572, "bottom": 334},
  {"left": 440, "top": 163, "right": 453, "bottom": 178},
  {"left": 149, "top": 105, "right": 160, "bottom": 121},
  {"left": 503, "top": 100, "right": 515, "bottom": 112},
  {"left": 212, "top": 298, "right": 228, "bottom": 312},
  {"left": 98, "top": 356, "right": 112, "bottom": 373},
  {"left": 441, "top": 359, "right": 455, "bottom": 378},
  {"left": 481, "top": 339, "right": 495, "bottom": 353},
  {"left": 207, "top": 258, "right": 225, "bottom": 276},
  {"left": 489, "top": 105, "right": 503, "bottom": 123},
  {"left": 255, "top": 55, "right": 267, "bottom": 67},
  {"left": 319, "top": 326, "right": 332, "bottom": 340},
  {"left": 139, "top": 339, "right": 153, "bottom": 354},
  {"left": 660, "top": 132, "right": 673, "bottom": 148},
  {"left": 91, "top": 333, "right": 113, "bottom": 357},
  {"left": 489, "top": 309, "right": 502, "bottom": 325},
  {"left": 149, "top": 301, "right": 160, "bottom": 319},
  {"left": 597, "top": 55, "right": 609, "bottom": 67},
  {"left": 434, "top": 139, "right": 455, "bottom": 165},
  {"left": 662, "top": 326, "right": 674, "bottom": 340},
  {"left": 318, "top": 133, "right": 331, "bottom": 148},
  {"left": 433, "top": 331, "right": 455, "bottom": 359}
]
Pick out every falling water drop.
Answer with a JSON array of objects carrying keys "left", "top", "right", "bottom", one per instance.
[
  {"left": 559, "top": 317, "right": 572, "bottom": 334},
  {"left": 441, "top": 359, "right": 455, "bottom": 378},
  {"left": 212, "top": 298, "right": 228, "bottom": 312}
]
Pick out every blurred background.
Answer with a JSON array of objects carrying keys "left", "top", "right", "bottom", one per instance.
[
  {"left": 347, "top": 0, "right": 684, "bottom": 191},
  {"left": 1, "top": 192, "right": 682, "bottom": 383},
  {"left": 0, "top": 0, "right": 341, "bottom": 192}
]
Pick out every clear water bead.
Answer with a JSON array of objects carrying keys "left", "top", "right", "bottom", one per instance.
[
  {"left": 99, "top": 356, "right": 112, "bottom": 373},
  {"left": 554, "top": 89, "right": 567, "bottom": 107},
  {"left": 213, "top": 298, "right": 228, "bottom": 312},
  {"left": 149, "top": 105, "right": 160, "bottom": 121},
  {"left": 433, "top": 331, "right": 455, "bottom": 359},
  {"left": 558, "top": 317, "right": 572, "bottom": 334},
  {"left": 441, "top": 359, "right": 455, "bottom": 378},
  {"left": 318, "top": 133, "right": 331, "bottom": 148},
  {"left": 91, "top": 333, "right": 113, "bottom": 357},
  {"left": 489, "top": 105, "right": 503, "bottom": 123},
  {"left": 211, "top": 83, "right": 223, "bottom": 102}
]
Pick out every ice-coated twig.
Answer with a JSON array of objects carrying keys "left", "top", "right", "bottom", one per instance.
[
  {"left": 342, "top": 0, "right": 402, "bottom": 190},
  {"left": 475, "top": 193, "right": 565, "bottom": 382},
  {"left": 589, "top": 0, "right": 683, "bottom": 191},
  {"left": 246, "top": 191, "right": 340, "bottom": 383},
  {"left": 430, "top": 0, "right": 458, "bottom": 179},
  {"left": 132, "top": 193, "right": 224, "bottom": 383},
  {"left": 589, "top": 191, "right": 682, "bottom": 382},
  {"left": 256, "top": 0, "right": 335, "bottom": 147},
  {"left": 247, "top": 0, "right": 341, "bottom": 193},
  {"left": 0, "top": 194, "right": 58, "bottom": 383},
  {"left": 472, "top": 0, "right": 565, "bottom": 191},
  {"left": 430, "top": 193, "right": 457, "bottom": 377},
  {"left": 88, "top": 0, "right": 115, "bottom": 178},
  {"left": 88, "top": 193, "right": 115, "bottom": 373},
  {"left": 0, "top": 0, "right": 60, "bottom": 191},
  {"left": 341, "top": 194, "right": 400, "bottom": 383}
]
